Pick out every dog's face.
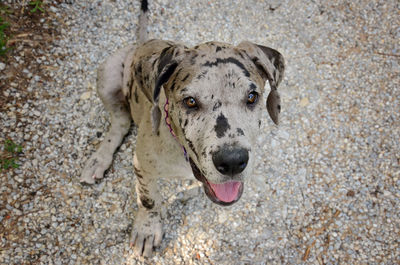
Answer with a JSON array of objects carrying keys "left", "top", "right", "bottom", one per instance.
[{"left": 154, "top": 42, "right": 285, "bottom": 206}]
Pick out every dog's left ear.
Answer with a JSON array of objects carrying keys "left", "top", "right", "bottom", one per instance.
[{"left": 238, "top": 41, "right": 285, "bottom": 125}]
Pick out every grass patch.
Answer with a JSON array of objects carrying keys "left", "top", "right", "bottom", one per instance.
[
  {"left": 0, "top": 139, "right": 23, "bottom": 172},
  {"left": 29, "top": 1, "right": 45, "bottom": 13},
  {"left": 0, "top": 15, "right": 10, "bottom": 57}
]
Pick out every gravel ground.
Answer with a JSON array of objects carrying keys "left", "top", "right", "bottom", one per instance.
[{"left": 1, "top": 0, "right": 399, "bottom": 264}]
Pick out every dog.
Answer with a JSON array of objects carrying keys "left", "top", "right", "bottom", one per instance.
[{"left": 80, "top": 0, "right": 285, "bottom": 257}]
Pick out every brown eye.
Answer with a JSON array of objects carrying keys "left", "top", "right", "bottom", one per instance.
[
  {"left": 247, "top": 91, "right": 259, "bottom": 105},
  {"left": 184, "top": 97, "right": 198, "bottom": 109}
]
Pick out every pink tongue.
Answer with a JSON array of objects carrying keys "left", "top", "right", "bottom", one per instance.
[{"left": 209, "top": 181, "right": 241, "bottom": 202}]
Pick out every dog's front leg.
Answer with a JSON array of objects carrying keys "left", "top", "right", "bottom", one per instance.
[{"left": 130, "top": 153, "right": 163, "bottom": 258}]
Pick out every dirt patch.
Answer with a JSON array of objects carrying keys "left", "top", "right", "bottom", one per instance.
[{"left": 0, "top": 1, "right": 65, "bottom": 114}]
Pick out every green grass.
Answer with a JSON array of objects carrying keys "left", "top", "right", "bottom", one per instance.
[
  {"left": 0, "top": 139, "right": 23, "bottom": 172},
  {"left": 29, "top": 0, "right": 45, "bottom": 13},
  {"left": 0, "top": 15, "right": 10, "bottom": 57}
]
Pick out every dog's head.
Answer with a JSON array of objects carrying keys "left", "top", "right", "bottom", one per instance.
[{"left": 153, "top": 41, "right": 285, "bottom": 206}]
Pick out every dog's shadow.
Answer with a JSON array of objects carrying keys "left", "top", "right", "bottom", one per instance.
[{"left": 156, "top": 181, "right": 209, "bottom": 255}]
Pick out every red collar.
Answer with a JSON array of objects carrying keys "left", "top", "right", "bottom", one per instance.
[{"left": 164, "top": 98, "right": 188, "bottom": 161}]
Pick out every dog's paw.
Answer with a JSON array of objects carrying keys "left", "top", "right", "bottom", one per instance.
[
  {"left": 130, "top": 210, "right": 163, "bottom": 258},
  {"left": 80, "top": 154, "right": 112, "bottom": 184}
]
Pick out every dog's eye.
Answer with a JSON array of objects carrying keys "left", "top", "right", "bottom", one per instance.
[
  {"left": 247, "top": 91, "right": 259, "bottom": 105},
  {"left": 184, "top": 97, "right": 198, "bottom": 109}
]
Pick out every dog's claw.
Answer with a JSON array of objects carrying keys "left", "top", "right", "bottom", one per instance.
[{"left": 130, "top": 210, "right": 162, "bottom": 258}]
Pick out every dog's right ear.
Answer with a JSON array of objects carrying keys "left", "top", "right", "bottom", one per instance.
[
  {"left": 151, "top": 46, "right": 182, "bottom": 134},
  {"left": 151, "top": 61, "right": 178, "bottom": 134}
]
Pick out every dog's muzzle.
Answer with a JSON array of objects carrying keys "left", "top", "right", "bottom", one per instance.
[{"left": 189, "top": 146, "right": 248, "bottom": 206}]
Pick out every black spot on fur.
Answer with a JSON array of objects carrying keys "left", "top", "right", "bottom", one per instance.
[
  {"left": 196, "top": 70, "right": 208, "bottom": 80},
  {"left": 139, "top": 186, "right": 149, "bottom": 194},
  {"left": 149, "top": 212, "right": 158, "bottom": 218},
  {"left": 136, "top": 64, "right": 142, "bottom": 75},
  {"left": 184, "top": 119, "right": 188, "bottom": 128},
  {"left": 134, "top": 166, "right": 142, "bottom": 174},
  {"left": 134, "top": 87, "right": 139, "bottom": 103},
  {"left": 186, "top": 137, "right": 198, "bottom": 160},
  {"left": 170, "top": 79, "right": 177, "bottom": 91},
  {"left": 237, "top": 128, "right": 244, "bottom": 136},
  {"left": 175, "top": 68, "right": 182, "bottom": 79},
  {"left": 250, "top": 83, "right": 257, "bottom": 90},
  {"left": 158, "top": 46, "right": 174, "bottom": 74},
  {"left": 213, "top": 101, "right": 222, "bottom": 111},
  {"left": 182, "top": 74, "right": 190, "bottom": 82},
  {"left": 152, "top": 58, "right": 157, "bottom": 68},
  {"left": 136, "top": 177, "right": 145, "bottom": 186},
  {"left": 154, "top": 62, "right": 178, "bottom": 102},
  {"left": 203, "top": 57, "right": 250, "bottom": 77},
  {"left": 258, "top": 120, "right": 262, "bottom": 128},
  {"left": 91, "top": 158, "right": 98, "bottom": 167},
  {"left": 216, "top": 46, "right": 222, "bottom": 52},
  {"left": 215, "top": 113, "right": 230, "bottom": 138},
  {"left": 140, "top": 196, "right": 154, "bottom": 209},
  {"left": 135, "top": 172, "right": 147, "bottom": 186},
  {"left": 190, "top": 54, "right": 199, "bottom": 64},
  {"left": 139, "top": 184, "right": 149, "bottom": 194},
  {"left": 126, "top": 80, "right": 131, "bottom": 88},
  {"left": 201, "top": 150, "right": 206, "bottom": 158}
]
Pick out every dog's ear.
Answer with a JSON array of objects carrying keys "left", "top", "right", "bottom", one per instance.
[
  {"left": 151, "top": 46, "right": 182, "bottom": 134},
  {"left": 151, "top": 61, "right": 178, "bottom": 134},
  {"left": 238, "top": 41, "right": 285, "bottom": 125}
]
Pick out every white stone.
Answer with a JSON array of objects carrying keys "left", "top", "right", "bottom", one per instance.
[{"left": 80, "top": 91, "right": 91, "bottom": 100}]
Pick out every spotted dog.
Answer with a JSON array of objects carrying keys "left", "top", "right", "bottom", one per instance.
[{"left": 81, "top": 0, "right": 285, "bottom": 257}]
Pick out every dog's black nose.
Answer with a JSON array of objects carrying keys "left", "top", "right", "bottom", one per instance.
[{"left": 212, "top": 146, "right": 249, "bottom": 176}]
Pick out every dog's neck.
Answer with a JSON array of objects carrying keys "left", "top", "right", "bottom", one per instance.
[{"left": 164, "top": 98, "right": 189, "bottom": 161}]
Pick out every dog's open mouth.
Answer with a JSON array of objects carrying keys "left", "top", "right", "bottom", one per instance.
[{"left": 189, "top": 158, "right": 243, "bottom": 206}]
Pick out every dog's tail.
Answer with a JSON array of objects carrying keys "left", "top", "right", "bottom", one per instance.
[{"left": 137, "top": 0, "right": 149, "bottom": 44}]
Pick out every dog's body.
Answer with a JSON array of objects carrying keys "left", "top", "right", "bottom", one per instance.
[{"left": 81, "top": 0, "right": 285, "bottom": 257}]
